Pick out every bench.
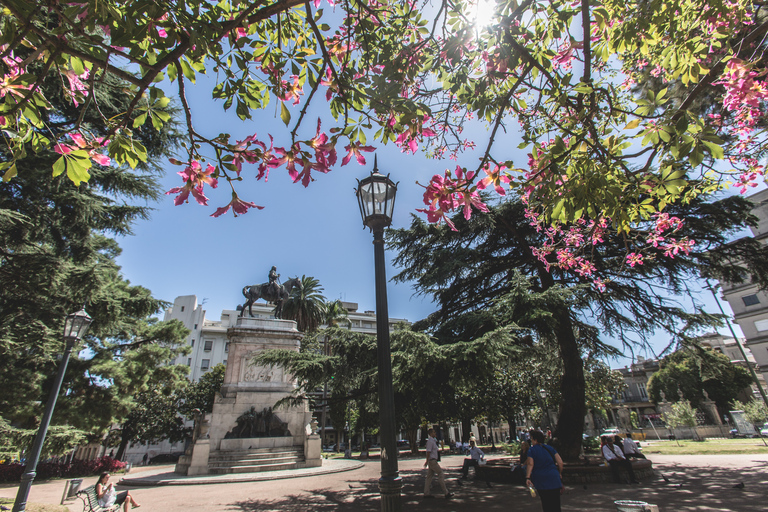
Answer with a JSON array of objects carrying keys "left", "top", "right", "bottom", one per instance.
[{"left": 77, "top": 485, "right": 119, "bottom": 512}]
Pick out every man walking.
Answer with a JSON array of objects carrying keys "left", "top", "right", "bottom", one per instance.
[{"left": 424, "top": 428, "right": 454, "bottom": 499}]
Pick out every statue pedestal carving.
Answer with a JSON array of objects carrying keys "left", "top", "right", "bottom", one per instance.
[{"left": 177, "top": 316, "right": 319, "bottom": 475}]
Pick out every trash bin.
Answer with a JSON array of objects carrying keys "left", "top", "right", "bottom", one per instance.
[
  {"left": 615, "top": 500, "right": 650, "bottom": 511},
  {"left": 67, "top": 478, "right": 83, "bottom": 498},
  {"left": 125, "top": 462, "right": 132, "bottom": 473}
]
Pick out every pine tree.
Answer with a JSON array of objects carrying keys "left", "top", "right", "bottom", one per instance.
[{"left": 388, "top": 194, "right": 768, "bottom": 459}]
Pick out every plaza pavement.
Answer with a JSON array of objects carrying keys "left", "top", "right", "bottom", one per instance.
[{"left": 1, "top": 453, "right": 766, "bottom": 511}]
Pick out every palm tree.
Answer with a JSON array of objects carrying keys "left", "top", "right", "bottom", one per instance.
[
  {"left": 323, "top": 299, "right": 352, "bottom": 330},
  {"left": 281, "top": 275, "right": 326, "bottom": 333}
]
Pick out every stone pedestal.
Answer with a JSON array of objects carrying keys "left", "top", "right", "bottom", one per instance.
[
  {"left": 177, "top": 316, "right": 318, "bottom": 475},
  {"left": 207, "top": 316, "right": 310, "bottom": 451},
  {"left": 185, "top": 439, "right": 211, "bottom": 475},
  {"left": 700, "top": 399, "right": 722, "bottom": 425},
  {"left": 304, "top": 434, "right": 322, "bottom": 468}
]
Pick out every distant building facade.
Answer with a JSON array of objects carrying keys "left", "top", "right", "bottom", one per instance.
[
  {"left": 604, "top": 333, "right": 765, "bottom": 432},
  {"left": 717, "top": 188, "right": 768, "bottom": 386}
]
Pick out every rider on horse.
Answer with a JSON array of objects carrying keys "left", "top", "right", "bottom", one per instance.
[{"left": 268, "top": 266, "right": 280, "bottom": 298}]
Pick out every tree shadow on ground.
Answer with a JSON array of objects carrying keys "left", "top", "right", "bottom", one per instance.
[{"left": 230, "top": 462, "right": 768, "bottom": 511}]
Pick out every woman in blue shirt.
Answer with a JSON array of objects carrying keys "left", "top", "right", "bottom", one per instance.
[{"left": 524, "top": 430, "right": 564, "bottom": 512}]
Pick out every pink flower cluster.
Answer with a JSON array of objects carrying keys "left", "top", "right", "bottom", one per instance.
[
  {"left": 417, "top": 165, "right": 490, "bottom": 230},
  {"left": 166, "top": 160, "right": 218, "bottom": 206},
  {"left": 54, "top": 133, "right": 111, "bottom": 167}
]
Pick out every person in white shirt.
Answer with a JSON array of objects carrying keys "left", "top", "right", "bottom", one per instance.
[
  {"left": 622, "top": 432, "right": 646, "bottom": 459},
  {"left": 601, "top": 436, "right": 639, "bottom": 484},
  {"left": 423, "top": 428, "right": 454, "bottom": 499},
  {"left": 460, "top": 439, "right": 485, "bottom": 478}
]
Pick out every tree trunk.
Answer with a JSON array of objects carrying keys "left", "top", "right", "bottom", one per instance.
[
  {"left": 115, "top": 435, "right": 130, "bottom": 461},
  {"left": 407, "top": 426, "right": 419, "bottom": 454},
  {"left": 553, "top": 307, "right": 586, "bottom": 461},
  {"left": 506, "top": 413, "right": 517, "bottom": 441},
  {"left": 461, "top": 417, "right": 472, "bottom": 443}
]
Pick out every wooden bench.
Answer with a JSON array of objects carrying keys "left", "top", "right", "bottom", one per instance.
[{"left": 77, "top": 485, "right": 119, "bottom": 512}]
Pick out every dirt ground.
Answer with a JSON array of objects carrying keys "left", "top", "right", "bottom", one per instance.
[{"left": 1, "top": 453, "right": 766, "bottom": 511}]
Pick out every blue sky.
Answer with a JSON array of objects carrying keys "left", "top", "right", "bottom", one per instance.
[{"left": 113, "top": 69, "right": 744, "bottom": 366}]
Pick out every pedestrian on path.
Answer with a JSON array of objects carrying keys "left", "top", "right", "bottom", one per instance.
[
  {"left": 423, "top": 428, "right": 454, "bottom": 499},
  {"left": 525, "top": 430, "right": 564, "bottom": 512}
]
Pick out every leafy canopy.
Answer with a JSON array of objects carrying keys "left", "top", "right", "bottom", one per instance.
[{"left": 2, "top": 1, "right": 768, "bottom": 283}]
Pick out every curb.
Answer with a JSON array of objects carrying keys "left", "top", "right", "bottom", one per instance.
[{"left": 119, "top": 459, "right": 365, "bottom": 486}]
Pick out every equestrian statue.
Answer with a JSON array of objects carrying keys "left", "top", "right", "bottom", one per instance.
[{"left": 240, "top": 266, "right": 302, "bottom": 319}]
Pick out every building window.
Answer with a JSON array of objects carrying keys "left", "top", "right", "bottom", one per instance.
[
  {"left": 187, "top": 358, "right": 191, "bottom": 366},
  {"left": 638, "top": 383, "right": 648, "bottom": 400},
  {"left": 755, "top": 319, "right": 768, "bottom": 332},
  {"left": 194, "top": 323, "right": 198, "bottom": 330},
  {"left": 742, "top": 294, "right": 760, "bottom": 306},
  {"left": 225, "top": 342, "right": 230, "bottom": 352},
  {"left": 204, "top": 340, "right": 213, "bottom": 351},
  {"left": 181, "top": 306, "right": 185, "bottom": 312},
  {"left": 190, "top": 339, "right": 194, "bottom": 347},
  {"left": 201, "top": 359, "right": 210, "bottom": 370}
]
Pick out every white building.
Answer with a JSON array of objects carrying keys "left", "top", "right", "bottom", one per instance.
[
  {"left": 165, "top": 295, "right": 410, "bottom": 381},
  {"left": 718, "top": 188, "right": 768, "bottom": 386}
]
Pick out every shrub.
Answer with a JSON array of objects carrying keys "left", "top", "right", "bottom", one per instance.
[{"left": 0, "top": 456, "right": 126, "bottom": 483}]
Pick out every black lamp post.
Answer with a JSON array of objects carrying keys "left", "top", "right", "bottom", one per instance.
[
  {"left": 539, "top": 389, "right": 555, "bottom": 432},
  {"left": 355, "top": 158, "right": 401, "bottom": 512},
  {"left": 13, "top": 307, "right": 92, "bottom": 512}
]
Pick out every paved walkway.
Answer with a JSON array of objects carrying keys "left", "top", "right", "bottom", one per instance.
[{"left": 1, "top": 453, "right": 766, "bottom": 511}]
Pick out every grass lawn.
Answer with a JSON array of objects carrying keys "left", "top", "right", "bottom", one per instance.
[
  {"left": 0, "top": 497, "right": 69, "bottom": 512},
  {"left": 642, "top": 438, "right": 768, "bottom": 455}
]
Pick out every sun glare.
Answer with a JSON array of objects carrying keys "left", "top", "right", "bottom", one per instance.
[{"left": 474, "top": 0, "right": 496, "bottom": 29}]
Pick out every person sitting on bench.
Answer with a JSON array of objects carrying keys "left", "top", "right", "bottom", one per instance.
[
  {"left": 601, "top": 436, "right": 639, "bottom": 484},
  {"left": 461, "top": 439, "right": 485, "bottom": 478},
  {"left": 96, "top": 472, "right": 140, "bottom": 511}
]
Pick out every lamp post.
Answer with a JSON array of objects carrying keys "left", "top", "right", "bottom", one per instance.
[
  {"left": 355, "top": 158, "right": 401, "bottom": 512},
  {"left": 539, "top": 389, "right": 555, "bottom": 432},
  {"left": 13, "top": 308, "right": 92, "bottom": 512}
]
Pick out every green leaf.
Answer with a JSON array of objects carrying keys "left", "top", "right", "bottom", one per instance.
[
  {"left": 52, "top": 156, "right": 66, "bottom": 178},
  {"left": 280, "top": 101, "right": 291, "bottom": 126},
  {"left": 2, "top": 163, "right": 17, "bottom": 182},
  {"left": 67, "top": 157, "right": 92, "bottom": 185}
]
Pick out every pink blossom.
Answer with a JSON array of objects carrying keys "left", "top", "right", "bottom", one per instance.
[
  {"left": 626, "top": 253, "right": 644, "bottom": 267},
  {"left": 280, "top": 75, "right": 303, "bottom": 105},
  {"left": 342, "top": 142, "right": 375, "bottom": 166},
  {"left": 54, "top": 133, "right": 111, "bottom": 166},
  {"left": 211, "top": 193, "right": 263, "bottom": 217},
  {"left": 166, "top": 161, "right": 218, "bottom": 206},
  {"left": 477, "top": 164, "right": 511, "bottom": 195}
]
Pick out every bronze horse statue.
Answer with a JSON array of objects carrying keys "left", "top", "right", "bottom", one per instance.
[{"left": 240, "top": 276, "right": 302, "bottom": 319}]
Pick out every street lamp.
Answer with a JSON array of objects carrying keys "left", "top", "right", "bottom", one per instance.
[
  {"left": 355, "top": 158, "right": 401, "bottom": 512},
  {"left": 13, "top": 307, "right": 92, "bottom": 512},
  {"left": 539, "top": 389, "right": 555, "bottom": 432}
]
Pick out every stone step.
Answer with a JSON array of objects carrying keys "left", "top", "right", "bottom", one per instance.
[
  {"left": 208, "top": 455, "right": 304, "bottom": 467},
  {"left": 208, "top": 450, "right": 302, "bottom": 462},
  {"left": 208, "top": 461, "right": 306, "bottom": 474},
  {"left": 209, "top": 446, "right": 302, "bottom": 457}
]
